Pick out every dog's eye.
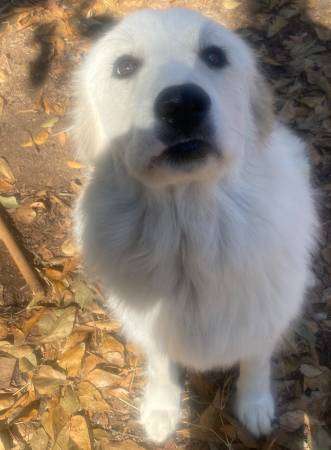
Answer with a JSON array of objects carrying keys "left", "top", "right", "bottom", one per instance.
[
  {"left": 113, "top": 55, "right": 141, "bottom": 78},
  {"left": 200, "top": 46, "right": 228, "bottom": 69}
]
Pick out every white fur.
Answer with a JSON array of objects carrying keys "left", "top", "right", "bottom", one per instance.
[{"left": 73, "top": 8, "right": 318, "bottom": 443}]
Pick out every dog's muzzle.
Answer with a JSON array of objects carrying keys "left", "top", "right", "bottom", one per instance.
[{"left": 154, "top": 83, "right": 215, "bottom": 165}]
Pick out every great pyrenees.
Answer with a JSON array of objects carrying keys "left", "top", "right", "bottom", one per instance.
[{"left": 73, "top": 8, "right": 317, "bottom": 443}]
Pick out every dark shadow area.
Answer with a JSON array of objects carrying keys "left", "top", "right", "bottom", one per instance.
[
  {"left": 27, "top": 0, "right": 116, "bottom": 87},
  {"left": 0, "top": 1, "right": 117, "bottom": 87},
  {"left": 0, "top": 0, "right": 47, "bottom": 22},
  {"left": 29, "top": 22, "right": 56, "bottom": 87},
  {"left": 73, "top": 12, "right": 117, "bottom": 39},
  {"left": 237, "top": 1, "right": 330, "bottom": 180}
]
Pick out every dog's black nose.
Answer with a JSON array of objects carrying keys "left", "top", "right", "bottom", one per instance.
[{"left": 154, "top": 84, "right": 211, "bottom": 134}]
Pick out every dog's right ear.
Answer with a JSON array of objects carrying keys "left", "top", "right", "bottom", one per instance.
[{"left": 72, "top": 70, "right": 105, "bottom": 164}]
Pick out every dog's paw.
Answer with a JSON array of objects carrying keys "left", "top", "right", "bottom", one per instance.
[
  {"left": 140, "top": 407, "right": 179, "bottom": 443},
  {"left": 140, "top": 386, "right": 180, "bottom": 443},
  {"left": 235, "top": 391, "right": 275, "bottom": 437}
]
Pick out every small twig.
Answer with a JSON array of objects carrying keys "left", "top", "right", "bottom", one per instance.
[
  {"left": 106, "top": 391, "right": 139, "bottom": 411},
  {"left": 0, "top": 210, "right": 44, "bottom": 296}
]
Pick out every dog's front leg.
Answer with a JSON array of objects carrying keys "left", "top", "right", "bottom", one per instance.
[
  {"left": 235, "top": 353, "right": 275, "bottom": 437},
  {"left": 140, "top": 351, "right": 181, "bottom": 443}
]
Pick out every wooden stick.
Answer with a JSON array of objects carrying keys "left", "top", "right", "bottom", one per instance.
[{"left": 0, "top": 211, "right": 44, "bottom": 295}]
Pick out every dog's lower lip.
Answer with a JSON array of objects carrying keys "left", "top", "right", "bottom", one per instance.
[{"left": 158, "top": 139, "right": 212, "bottom": 164}]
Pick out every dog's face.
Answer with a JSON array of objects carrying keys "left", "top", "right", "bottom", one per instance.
[{"left": 76, "top": 8, "right": 273, "bottom": 187}]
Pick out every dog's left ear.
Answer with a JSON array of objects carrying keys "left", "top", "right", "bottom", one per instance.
[{"left": 250, "top": 71, "right": 274, "bottom": 144}]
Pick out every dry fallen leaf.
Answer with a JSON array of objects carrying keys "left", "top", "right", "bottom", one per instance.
[
  {"left": 223, "top": 0, "right": 240, "bottom": 10},
  {"left": 77, "top": 381, "right": 111, "bottom": 413},
  {"left": 20, "top": 138, "right": 34, "bottom": 148},
  {"left": 67, "top": 160, "right": 83, "bottom": 169},
  {"left": 279, "top": 410, "right": 307, "bottom": 432},
  {"left": 0, "top": 157, "right": 15, "bottom": 183},
  {"left": 0, "top": 96, "right": 4, "bottom": 115},
  {"left": 0, "top": 179, "right": 14, "bottom": 192},
  {"left": 41, "top": 117, "right": 59, "bottom": 128},
  {"left": 300, "top": 364, "right": 323, "bottom": 377},
  {"left": 44, "top": 267, "right": 65, "bottom": 281},
  {"left": 39, "top": 307, "right": 76, "bottom": 343},
  {"left": 97, "top": 334, "right": 125, "bottom": 367},
  {"left": 28, "top": 427, "right": 49, "bottom": 450},
  {"left": 15, "top": 206, "right": 36, "bottom": 224},
  {"left": 267, "top": 16, "right": 288, "bottom": 37},
  {"left": 69, "top": 415, "right": 92, "bottom": 450},
  {"left": 26, "top": 307, "right": 76, "bottom": 344},
  {"left": 86, "top": 368, "right": 122, "bottom": 389},
  {"left": 0, "top": 70, "right": 6, "bottom": 83},
  {"left": 0, "top": 195, "right": 19, "bottom": 209},
  {"left": 0, "top": 394, "right": 15, "bottom": 412},
  {"left": 58, "top": 342, "right": 85, "bottom": 377},
  {"left": 33, "top": 130, "right": 49, "bottom": 146},
  {"left": 61, "top": 238, "right": 77, "bottom": 256},
  {"left": 57, "top": 131, "right": 66, "bottom": 146},
  {"left": 33, "top": 365, "right": 66, "bottom": 395},
  {"left": 0, "top": 357, "right": 17, "bottom": 389}
]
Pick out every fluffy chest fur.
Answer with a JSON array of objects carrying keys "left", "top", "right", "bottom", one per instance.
[{"left": 76, "top": 127, "right": 316, "bottom": 369}]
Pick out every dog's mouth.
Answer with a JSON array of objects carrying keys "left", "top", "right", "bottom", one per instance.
[{"left": 154, "top": 139, "right": 214, "bottom": 166}]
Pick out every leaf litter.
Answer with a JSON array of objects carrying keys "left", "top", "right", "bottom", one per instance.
[{"left": 0, "top": 0, "right": 330, "bottom": 449}]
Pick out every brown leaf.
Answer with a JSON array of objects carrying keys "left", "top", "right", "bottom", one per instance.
[
  {"left": 60, "top": 384, "right": 81, "bottom": 416},
  {"left": 0, "top": 316, "right": 7, "bottom": 337},
  {"left": 0, "top": 70, "right": 6, "bottom": 83},
  {"left": 57, "top": 132, "right": 66, "bottom": 146},
  {"left": 33, "top": 365, "right": 66, "bottom": 395},
  {"left": 86, "top": 368, "right": 122, "bottom": 389},
  {"left": 0, "top": 394, "right": 15, "bottom": 412},
  {"left": 82, "top": 353, "right": 105, "bottom": 376},
  {"left": 61, "top": 238, "right": 77, "bottom": 256},
  {"left": 300, "top": 364, "right": 323, "bottom": 377},
  {"left": 71, "top": 279, "right": 95, "bottom": 310},
  {"left": 52, "top": 424, "right": 70, "bottom": 450},
  {"left": 0, "top": 179, "right": 14, "bottom": 192},
  {"left": 85, "top": 320, "right": 121, "bottom": 333},
  {"left": 0, "top": 357, "right": 17, "bottom": 389},
  {"left": 21, "top": 138, "right": 34, "bottom": 148},
  {"left": 267, "top": 16, "right": 287, "bottom": 37},
  {"left": 67, "top": 160, "right": 84, "bottom": 169},
  {"left": 279, "top": 410, "right": 306, "bottom": 432},
  {"left": 41, "top": 117, "right": 59, "bottom": 128},
  {"left": 44, "top": 267, "right": 65, "bottom": 281},
  {"left": 0, "top": 157, "right": 15, "bottom": 183},
  {"left": 39, "top": 307, "right": 76, "bottom": 343},
  {"left": 223, "top": 0, "right": 240, "bottom": 9},
  {"left": 15, "top": 206, "right": 36, "bottom": 224},
  {"left": 33, "top": 130, "right": 49, "bottom": 146},
  {"left": 58, "top": 343, "right": 85, "bottom": 377},
  {"left": 77, "top": 381, "right": 111, "bottom": 413},
  {"left": 98, "top": 334, "right": 125, "bottom": 367},
  {"left": 28, "top": 427, "right": 49, "bottom": 450},
  {"left": 69, "top": 415, "right": 92, "bottom": 450}
]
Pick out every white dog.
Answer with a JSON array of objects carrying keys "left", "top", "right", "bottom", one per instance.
[{"left": 73, "top": 8, "right": 318, "bottom": 443}]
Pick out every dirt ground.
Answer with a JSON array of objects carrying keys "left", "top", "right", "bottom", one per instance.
[{"left": 0, "top": 1, "right": 330, "bottom": 449}]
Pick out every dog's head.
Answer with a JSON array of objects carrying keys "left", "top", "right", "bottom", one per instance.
[{"left": 74, "top": 8, "right": 273, "bottom": 187}]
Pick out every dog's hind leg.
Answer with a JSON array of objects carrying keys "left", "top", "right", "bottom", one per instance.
[
  {"left": 140, "top": 352, "right": 181, "bottom": 443},
  {"left": 235, "top": 353, "right": 275, "bottom": 437}
]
